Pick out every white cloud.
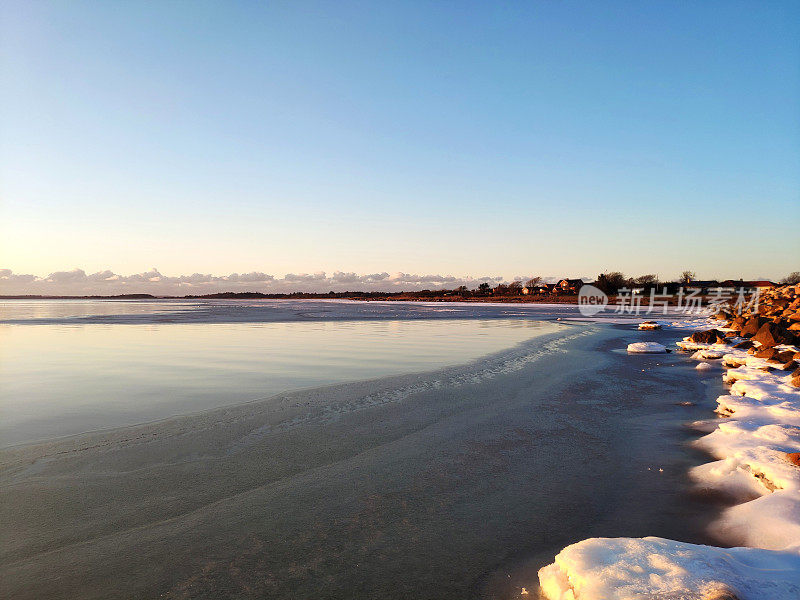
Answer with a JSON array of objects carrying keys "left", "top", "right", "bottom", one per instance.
[{"left": 0, "top": 268, "right": 510, "bottom": 296}]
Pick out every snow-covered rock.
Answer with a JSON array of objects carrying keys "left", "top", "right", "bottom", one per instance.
[
  {"left": 538, "top": 537, "right": 800, "bottom": 600},
  {"left": 627, "top": 342, "right": 667, "bottom": 353}
]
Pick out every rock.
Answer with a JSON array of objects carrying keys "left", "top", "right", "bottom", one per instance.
[
  {"left": 777, "top": 350, "right": 796, "bottom": 363},
  {"left": 781, "top": 360, "right": 797, "bottom": 371},
  {"left": 638, "top": 321, "right": 661, "bottom": 330},
  {"left": 733, "top": 340, "right": 753, "bottom": 350},
  {"left": 787, "top": 453, "right": 800, "bottom": 467},
  {"left": 627, "top": 342, "right": 667, "bottom": 354},
  {"left": 702, "top": 584, "right": 741, "bottom": 600},
  {"left": 740, "top": 316, "right": 767, "bottom": 337},
  {"left": 730, "top": 316, "right": 746, "bottom": 331},
  {"left": 723, "top": 356, "right": 746, "bottom": 368},
  {"left": 754, "top": 347, "right": 779, "bottom": 360},
  {"left": 690, "top": 329, "right": 723, "bottom": 344},
  {"left": 753, "top": 322, "right": 792, "bottom": 348},
  {"left": 696, "top": 362, "right": 713, "bottom": 371}
]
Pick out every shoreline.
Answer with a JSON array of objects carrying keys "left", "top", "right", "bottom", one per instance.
[
  {"left": 0, "top": 321, "right": 576, "bottom": 454},
  {"left": 1, "top": 319, "right": 719, "bottom": 599},
  {"left": 537, "top": 284, "right": 800, "bottom": 599}
]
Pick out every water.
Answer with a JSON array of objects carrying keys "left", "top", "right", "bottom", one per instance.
[
  {"left": 1, "top": 302, "right": 553, "bottom": 446},
  {"left": 0, "top": 300, "right": 722, "bottom": 599}
]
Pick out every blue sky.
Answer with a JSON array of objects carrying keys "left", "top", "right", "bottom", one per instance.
[{"left": 1, "top": 1, "right": 798, "bottom": 292}]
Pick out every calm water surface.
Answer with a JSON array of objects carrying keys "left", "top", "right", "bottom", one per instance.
[{"left": 0, "top": 300, "right": 551, "bottom": 445}]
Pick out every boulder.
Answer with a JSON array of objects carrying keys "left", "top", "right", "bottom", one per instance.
[
  {"left": 733, "top": 340, "right": 753, "bottom": 350},
  {"left": 690, "top": 329, "right": 723, "bottom": 344},
  {"left": 703, "top": 588, "right": 740, "bottom": 600},
  {"left": 777, "top": 350, "right": 796, "bottom": 363},
  {"left": 740, "top": 316, "right": 767, "bottom": 337},
  {"left": 781, "top": 360, "right": 797, "bottom": 371},
  {"left": 753, "top": 322, "right": 793, "bottom": 348},
  {"left": 787, "top": 452, "right": 800, "bottom": 467},
  {"left": 627, "top": 342, "right": 667, "bottom": 354},
  {"left": 754, "top": 347, "right": 779, "bottom": 360}
]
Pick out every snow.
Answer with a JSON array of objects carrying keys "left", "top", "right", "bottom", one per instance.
[
  {"left": 686, "top": 348, "right": 800, "bottom": 553},
  {"left": 539, "top": 312, "right": 800, "bottom": 599},
  {"left": 691, "top": 349, "right": 725, "bottom": 360},
  {"left": 627, "top": 342, "right": 667, "bottom": 353},
  {"left": 538, "top": 537, "right": 800, "bottom": 600}
]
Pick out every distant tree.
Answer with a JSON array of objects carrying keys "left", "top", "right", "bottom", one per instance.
[
  {"left": 608, "top": 272, "right": 629, "bottom": 293},
  {"left": 525, "top": 276, "right": 542, "bottom": 288},
  {"left": 507, "top": 281, "right": 523, "bottom": 294},
  {"left": 477, "top": 282, "right": 491, "bottom": 294},
  {"left": 634, "top": 274, "right": 659, "bottom": 287},
  {"left": 594, "top": 272, "right": 629, "bottom": 295},
  {"left": 493, "top": 283, "right": 509, "bottom": 295},
  {"left": 455, "top": 285, "right": 468, "bottom": 295},
  {"left": 781, "top": 272, "right": 800, "bottom": 285},
  {"left": 680, "top": 270, "right": 696, "bottom": 284}
]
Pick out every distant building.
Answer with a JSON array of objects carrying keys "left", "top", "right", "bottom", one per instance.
[
  {"left": 556, "top": 278, "right": 585, "bottom": 294},
  {"left": 719, "top": 280, "right": 776, "bottom": 292}
]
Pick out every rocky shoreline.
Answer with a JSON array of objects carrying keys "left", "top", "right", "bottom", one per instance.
[{"left": 537, "top": 285, "right": 800, "bottom": 599}]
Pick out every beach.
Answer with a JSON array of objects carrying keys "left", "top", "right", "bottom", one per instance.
[
  {"left": 1, "top": 300, "right": 722, "bottom": 599},
  {"left": 538, "top": 285, "right": 800, "bottom": 599}
]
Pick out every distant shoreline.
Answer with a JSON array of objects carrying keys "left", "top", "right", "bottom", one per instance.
[
  {"left": 0, "top": 293, "right": 582, "bottom": 303},
  {"left": 0, "top": 293, "right": 716, "bottom": 306}
]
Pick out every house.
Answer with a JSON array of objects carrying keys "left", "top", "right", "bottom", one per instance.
[
  {"left": 556, "top": 278, "right": 585, "bottom": 294},
  {"left": 749, "top": 280, "right": 776, "bottom": 291},
  {"left": 522, "top": 284, "right": 553, "bottom": 295},
  {"left": 684, "top": 280, "right": 719, "bottom": 294},
  {"left": 719, "top": 280, "right": 776, "bottom": 292}
]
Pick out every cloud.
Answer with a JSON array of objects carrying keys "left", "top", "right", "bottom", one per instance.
[{"left": 0, "top": 268, "right": 509, "bottom": 296}]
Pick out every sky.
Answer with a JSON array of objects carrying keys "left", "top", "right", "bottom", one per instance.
[{"left": 1, "top": 1, "right": 799, "bottom": 294}]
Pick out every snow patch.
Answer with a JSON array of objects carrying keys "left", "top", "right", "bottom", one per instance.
[
  {"left": 538, "top": 537, "right": 800, "bottom": 600},
  {"left": 627, "top": 342, "right": 667, "bottom": 353}
]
